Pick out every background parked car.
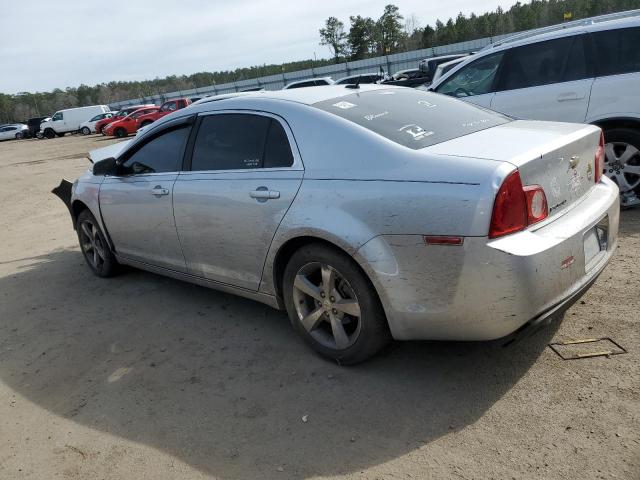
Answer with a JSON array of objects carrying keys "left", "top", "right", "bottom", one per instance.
[
  {"left": 79, "top": 112, "right": 115, "bottom": 135},
  {"left": 418, "top": 54, "right": 470, "bottom": 84},
  {"left": 95, "top": 105, "right": 155, "bottom": 134},
  {"left": 335, "top": 73, "right": 384, "bottom": 85},
  {"left": 283, "top": 77, "right": 335, "bottom": 89},
  {"left": 103, "top": 106, "right": 160, "bottom": 137},
  {"left": 0, "top": 124, "right": 28, "bottom": 141},
  {"left": 40, "top": 105, "right": 110, "bottom": 139},
  {"left": 134, "top": 98, "right": 191, "bottom": 128},
  {"left": 25, "top": 117, "right": 49, "bottom": 138},
  {"left": 430, "top": 56, "right": 471, "bottom": 84},
  {"left": 430, "top": 16, "right": 640, "bottom": 207},
  {"left": 380, "top": 68, "right": 431, "bottom": 87}
]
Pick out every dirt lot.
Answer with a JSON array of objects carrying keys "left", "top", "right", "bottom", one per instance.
[{"left": 0, "top": 135, "right": 638, "bottom": 480}]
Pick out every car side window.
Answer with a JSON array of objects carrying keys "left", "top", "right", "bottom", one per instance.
[
  {"left": 191, "top": 114, "right": 272, "bottom": 171},
  {"left": 288, "top": 80, "right": 314, "bottom": 89},
  {"left": 436, "top": 52, "right": 504, "bottom": 98},
  {"left": 161, "top": 101, "right": 177, "bottom": 112},
  {"left": 593, "top": 27, "right": 640, "bottom": 77},
  {"left": 563, "top": 35, "right": 590, "bottom": 82},
  {"left": 52, "top": 112, "right": 63, "bottom": 121},
  {"left": 264, "top": 120, "right": 294, "bottom": 168},
  {"left": 120, "top": 125, "right": 190, "bottom": 175},
  {"left": 499, "top": 36, "right": 574, "bottom": 91}
]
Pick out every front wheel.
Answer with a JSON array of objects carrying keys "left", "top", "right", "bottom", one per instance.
[
  {"left": 15, "top": 132, "right": 23, "bottom": 139},
  {"left": 44, "top": 128, "right": 55, "bottom": 139},
  {"left": 282, "top": 243, "right": 390, "bottom": 364},
  {"left": 76, "top": 209, "right": 118, "bottom": 277},
  {"left": 81, "top": 126, "right": 91, "bottom": 135},
  {"left": 114, "top": 127, "right": 127, "bottom": 138}
]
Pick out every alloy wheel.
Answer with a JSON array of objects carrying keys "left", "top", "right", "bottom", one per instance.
[
  {"left": 79, "top": 220, "right": 106, "bottom": 270},
  {"left": 292, "top": 262, "right": 362, "bottom": 350},
  {"left": 604, "top": 141, "right": 640, "bottom": 192}
]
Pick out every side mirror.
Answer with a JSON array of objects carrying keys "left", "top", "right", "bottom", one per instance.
[{"left": 93, "top": 157, "right": 118, "bottom": 176}]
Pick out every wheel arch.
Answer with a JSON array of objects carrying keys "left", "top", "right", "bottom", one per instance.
[
  {"left": 71, "top": 199, "right": 90, "bottom": 228},
  {"left": 590, "top": 116, "right": 640, "bottom": 133},
  {"left": 269, "top": 234, "right": 390, "bottom": 321}
]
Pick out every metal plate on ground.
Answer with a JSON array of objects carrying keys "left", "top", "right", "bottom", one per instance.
[{"left": 548, "top": 337, "right": 627, "bottom": 360}]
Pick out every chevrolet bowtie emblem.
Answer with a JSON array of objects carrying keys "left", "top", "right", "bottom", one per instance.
[{"left": 569, "top": 155, "right": 580, "bottom": 169}]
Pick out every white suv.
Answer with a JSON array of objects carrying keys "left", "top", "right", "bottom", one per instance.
[{"left": 430, "top": 13, "right": 640, "bottom": 207}]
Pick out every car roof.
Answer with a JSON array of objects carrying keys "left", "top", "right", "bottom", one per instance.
[
  {"left": 485, "top": 12, "right": 640, "bottom": 51},
  {"left": 191, "top": 84, "right": 401, "bottom": 107}
]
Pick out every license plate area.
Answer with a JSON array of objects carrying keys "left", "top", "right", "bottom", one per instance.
[{"left": 583, "top": 216, "right": 608, "bottom": 272}]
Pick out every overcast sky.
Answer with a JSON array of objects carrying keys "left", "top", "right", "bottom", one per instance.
[{"left": 1, "top": 0, "right": 519, "bottom": 94}]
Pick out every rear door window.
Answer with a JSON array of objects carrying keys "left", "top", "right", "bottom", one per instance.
[
  {"left": 500, "top": 36, "right": 575, "bottom": 90},
  {"left": 314, "top": 88, "right": 510, "bottom": 150},
  {"left": 592, "top": 27, "right": 640, "bottom": 76},
  {"left": 191, "top": 114, "right": 271, "bottom": 171}
]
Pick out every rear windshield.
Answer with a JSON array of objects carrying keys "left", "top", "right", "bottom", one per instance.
[{"left": 313, "top": 88, "right": 510, "bottom": 149}]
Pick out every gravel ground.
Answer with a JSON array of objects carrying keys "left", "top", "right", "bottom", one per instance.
[{"left": 0, "top": 135, "right": 638, "bottom": 480}]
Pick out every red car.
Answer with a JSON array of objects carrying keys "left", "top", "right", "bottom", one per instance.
[
  {"left": 135, "top": 98, "right": 191, "bottom": 128},
  {"left": 95, "top": 104, "right": 155, "bottom": 134},
  {"left": 103, "top": 106, "right": 160, "bottom": 138}
]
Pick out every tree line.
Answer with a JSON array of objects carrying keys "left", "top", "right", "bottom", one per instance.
[
  {"left": 1, "top": 0, "right": 639, "bottom": 123},
  {"left": 320, "top": 0, "right": 640, "bottom": 61}
]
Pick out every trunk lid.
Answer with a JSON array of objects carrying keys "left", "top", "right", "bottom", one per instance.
[{"left": 423, "top": 120, "right": 602, "bottom": 219}]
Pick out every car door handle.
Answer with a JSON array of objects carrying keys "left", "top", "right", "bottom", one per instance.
[
  {"left": 151, "top": 185, "right": 170, "bottom": 196},
  {"left": 556, "top": 92, "right": 580, "bottom": 102},
  {"left": 250, "top": 188, "right": 280, "bottom": 200}
]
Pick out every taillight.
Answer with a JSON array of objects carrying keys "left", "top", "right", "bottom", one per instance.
[
  {"left": 489, "top": 170, "right": 549, "bottom": 239},
  {"left": 523, "top": 186, "right": 548, "bottom": 225},
  {"left": 595, "top": 131, "right": 605, "bottom": 183}
]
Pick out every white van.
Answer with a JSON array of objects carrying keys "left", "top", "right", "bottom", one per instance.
[
  {"left": 40, "top": 105, "right": 110, "bottom": 139},
  {"left": 430, "top": 12, "right": 640, "bottom": 207}
]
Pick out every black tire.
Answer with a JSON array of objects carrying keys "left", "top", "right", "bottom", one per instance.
[
  {"left": 76, "top": 209, "right": 118, "bottom": 278},
  {"left": 282, "top": 243, "right": 390, "bottom": 365},
  {"left": 114, "top": 127, "right": 127, "bottom": 138},
  {"left": 140, "top": 120, "right": 153, "bottom": 128},
  {"left": 603, "top": 127, "right": 640, "bottom": 197},
  {"left": 15, "top": 132, "right": 23, "bottom": 139},
  {"left": 81, "top": 126, "right": 91, "bottom": 135},
  {"left": 44, "top": 128, "right": 55, "bottom": 139}
]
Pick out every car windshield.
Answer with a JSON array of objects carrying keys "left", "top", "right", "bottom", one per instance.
[{"left": 313, "top": 88, "right": 510, "bottom": 150}]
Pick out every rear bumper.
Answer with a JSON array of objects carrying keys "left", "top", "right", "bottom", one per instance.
[{"left": 357, "top": 177, "right": 620, "bottom": 341}]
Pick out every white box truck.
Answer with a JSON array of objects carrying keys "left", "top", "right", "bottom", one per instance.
[{"left": 40, "top": 105, "right": 110, "bottom": 138}]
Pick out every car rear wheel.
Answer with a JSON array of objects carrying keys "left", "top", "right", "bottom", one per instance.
[
  {"left": 603, "top": 128, "right": 640, "bottom": 207},
  {"left": 140, "top": 120, "right": 153, "bottom": 128},
  {"left": 114, "top": 127, "right": 127, "bottom": 138},
  {"left": 76, "top": 209, "right": 118, "bottom": 278},
  {"left": 282, "top": 243, "right": 390, "bottom": 364},
  {"left": 81, "top": 126, "right": 91, "bottom": 135}
]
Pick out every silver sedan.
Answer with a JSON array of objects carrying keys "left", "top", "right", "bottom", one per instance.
[{"left": 54, "top": 85, "right": 619, "bottom": 364}]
